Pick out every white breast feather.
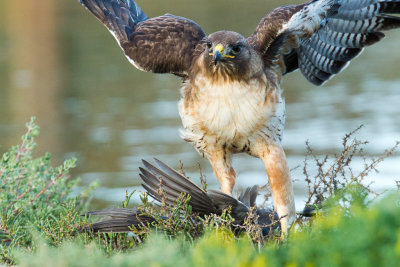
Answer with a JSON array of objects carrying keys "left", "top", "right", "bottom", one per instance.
[{"left": 179, "top": 75, "right": 279, "bottom": 145}]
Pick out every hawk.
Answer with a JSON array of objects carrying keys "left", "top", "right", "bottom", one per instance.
[{"left": 79, "top": 0, "right": 400, "bottom": 233}]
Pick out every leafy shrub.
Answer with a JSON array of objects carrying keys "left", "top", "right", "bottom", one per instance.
[{"left": 0, "top": 118, "right": 95, "bottom": 264}]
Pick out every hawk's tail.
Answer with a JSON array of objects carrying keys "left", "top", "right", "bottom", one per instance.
[
  {"left": 84, "top": 208, "right": 154, "bottom": 233},
  {"left": 79, "top": 0, "right": 148, "bottom": 42}
]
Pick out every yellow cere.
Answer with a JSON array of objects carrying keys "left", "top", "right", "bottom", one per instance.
[
  {"left": 214, "top": 43, "right": 224, "bottom": 54},
  {"left": 209, "top": 43, "right": 235, "bottom": 58}
]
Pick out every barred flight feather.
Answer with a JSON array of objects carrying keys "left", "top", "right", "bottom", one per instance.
[
  {"left": 248, "top": 0, "right": 400, "bottom": 84},
  {"left": 327, "top": 15, "right": 400, "bottom": 33},
  {"left": 307, "top": 36, "right": 363, "bottom": 61},
  {"left": 300, "top": 46, "right": 347, "bottom": 74},
  {"left": 334, "top": 2, "right": 400, "bottom": 20},
  {"left": 297, "top": 49, "right": 334, "bottom": 81},
  {"left": 317, "top": 27, "right": 385, "bottom": 47},
  {"left": 294, "top": 0, "right": 400, "bottom": 85},
  {"left": 339, "top": 0, "right": 378, "bottom": 10}
]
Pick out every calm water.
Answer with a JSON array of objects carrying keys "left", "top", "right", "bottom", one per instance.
[{"left": 0, "top": 0, "right": 399, "bottom": 209}]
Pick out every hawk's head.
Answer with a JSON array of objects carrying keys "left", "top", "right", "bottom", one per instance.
[{"left": 203, "top": 31, "right": 263, "bottom": 81}]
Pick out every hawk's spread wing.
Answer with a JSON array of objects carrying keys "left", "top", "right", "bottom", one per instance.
[
  {"left": 249, "top": 0, "right": 400, "bottom": 85},
  {"left": 79, "top": 0, "right": 207, "bottom": 77},
  {"left": 248, "top": 0, "right": 340, "bottom": 69}
]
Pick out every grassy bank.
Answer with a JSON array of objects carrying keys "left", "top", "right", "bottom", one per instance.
[{"left": 1, "top": 119, "right": 399, "bottom": 266}]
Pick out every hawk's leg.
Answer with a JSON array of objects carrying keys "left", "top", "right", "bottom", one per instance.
[
  {"left": 205, "top": 147, "right": 236, "bottom": 195},
  {"left": 251, "top": 141, "right": 295, "bottom": 234}
]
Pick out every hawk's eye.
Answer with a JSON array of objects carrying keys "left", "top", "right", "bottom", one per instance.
[
  {"left": 231, "top": 45, "right": 241, "bottom": 54},
  {"left": 206, "top": 42, "right": 212, "bottom": 50}
]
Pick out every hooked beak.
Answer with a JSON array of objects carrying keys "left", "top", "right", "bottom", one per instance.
[
  {"left": 209, "top": 44, "right": 234, "bottom": 65},
  {"left": 213, "top": 44, "right": 224, "bottom": 65},
  {"left": 214, "top": 50, "right": 223, "bottom": 65}
]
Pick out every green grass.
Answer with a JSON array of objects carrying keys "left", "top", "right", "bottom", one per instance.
[
  {"left": 1, "top": 118, "right": 400, "bottom": 266},
  {"left": 10, "top": 193, "right": 400, "bottom": 267}
]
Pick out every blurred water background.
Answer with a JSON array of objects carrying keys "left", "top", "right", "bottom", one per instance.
[{"left": 0, "top": 0, "right": 399, "bottom": 209}]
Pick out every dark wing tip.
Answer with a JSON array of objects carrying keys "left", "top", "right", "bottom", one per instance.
[
  {"left": 303, "top": 71, "right": 326, "bottom": 86},
  {"left": 238, "top": 185, "right": 259, "bottom": 207},
  {"left": 365, "top": 32, "right": 386, "bottom": 46},
  {"left": 79, "top": 0, "right": 148, "bottom": 42}
]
